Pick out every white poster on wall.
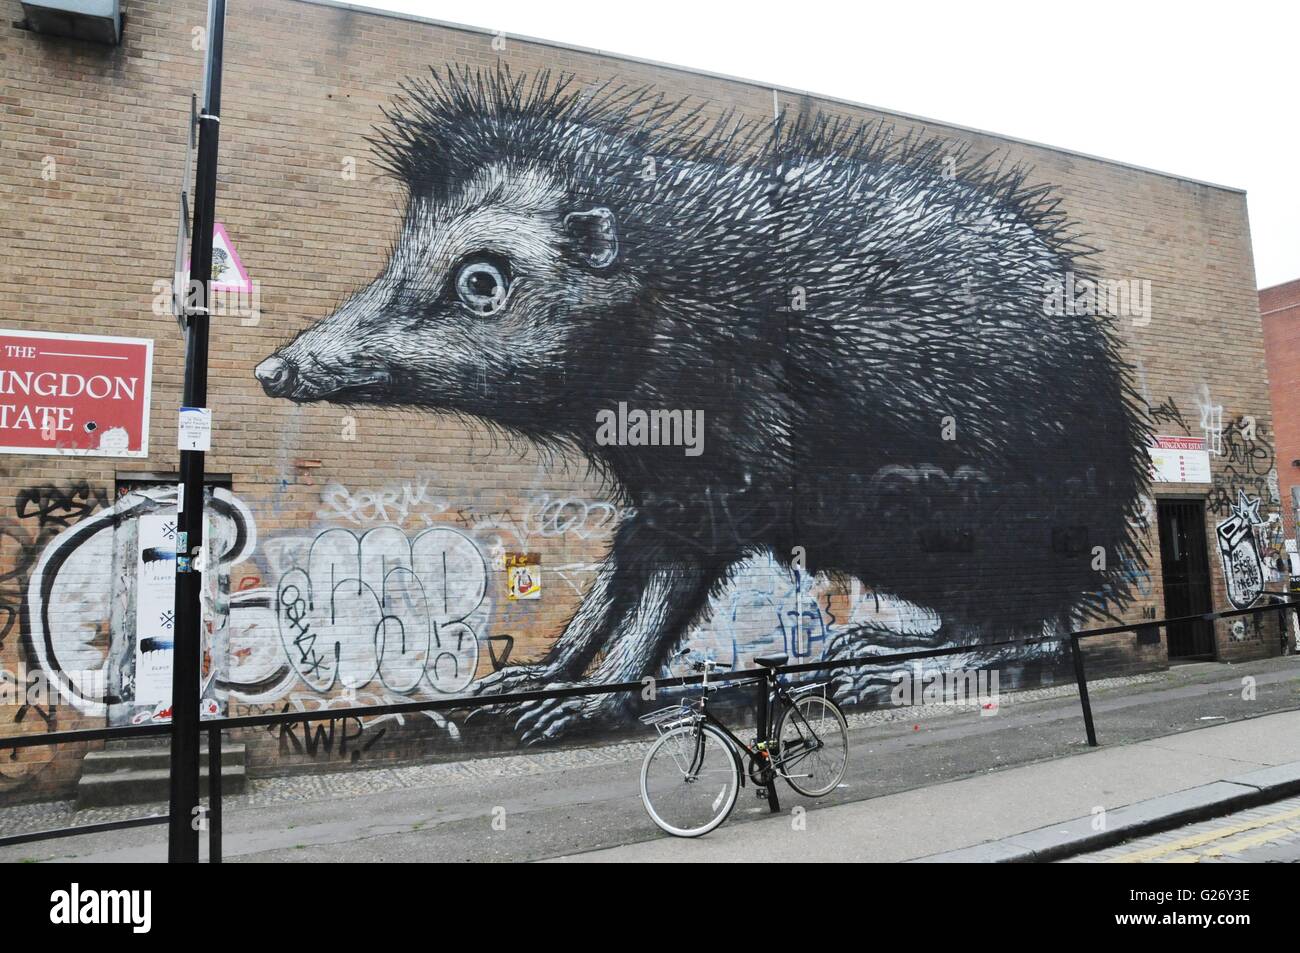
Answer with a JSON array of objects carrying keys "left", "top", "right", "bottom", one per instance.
[
  {"left": 134, "top": 512, "right": 178, "bottom": 706},
  {"left": 1149, "top": 435, "right": 1212, "bottom": 483}
]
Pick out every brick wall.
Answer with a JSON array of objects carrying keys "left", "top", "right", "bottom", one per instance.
[
  {"left": 1262, "top": 278, "right": 1300, "bottom": 537},
  {"left": 0, "top": 0, "right": 1279, "bottom": 802}
]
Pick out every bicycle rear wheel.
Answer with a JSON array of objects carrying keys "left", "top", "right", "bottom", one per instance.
[
  {"left": 640, "top": 723, "right": 740, "bottom": 837},
  {"left": 773, "top": 693, "right": 848, "bottom": 797}
]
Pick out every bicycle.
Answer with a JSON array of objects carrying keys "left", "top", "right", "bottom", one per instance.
[{"left": 638, "top": 650, "right": 849, "bottom": 837}]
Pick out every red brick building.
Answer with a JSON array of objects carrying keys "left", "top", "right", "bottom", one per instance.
[{"left": 1262, "top": 278, "right": 1300, "bottom": 549}]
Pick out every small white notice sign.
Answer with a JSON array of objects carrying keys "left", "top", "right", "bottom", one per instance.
[
  {"left": 1149, "top": 434, "right": 1211, "bottom": 483},
  {"left": 178, "top": 406, "right": 212, "bottom": 452}
]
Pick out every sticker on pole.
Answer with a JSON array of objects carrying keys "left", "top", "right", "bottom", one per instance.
[
  {"left": 0, "top": 329, "right": 153, "bottom": 457},
  {"left": 178, "top": 406, "right": 211, "bottom": 451}
]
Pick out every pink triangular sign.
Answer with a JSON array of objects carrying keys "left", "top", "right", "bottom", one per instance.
[{"left": 185, "top": 221, "right": 251, "bottom": 293}]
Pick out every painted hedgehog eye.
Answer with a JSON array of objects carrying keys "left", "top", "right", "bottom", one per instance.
[{"left": 453, "top": 255, "right": 512, "bottom": 316}]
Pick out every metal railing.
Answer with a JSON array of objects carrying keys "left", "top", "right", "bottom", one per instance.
[{"left": 2, "top": 596, "right": 1297, "bottom": 859}]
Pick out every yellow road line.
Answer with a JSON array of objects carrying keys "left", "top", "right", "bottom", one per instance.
[
  {"left": 1104, "top": 804, "right": 1300, "bottom": 863},
  {"left": 1201, "top": 823, "right": 1300, "bottom": 858}
]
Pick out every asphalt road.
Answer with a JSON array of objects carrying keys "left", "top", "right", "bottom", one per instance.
[{"left": 1067, "top": 792, "right": 1300, "bottom": 863}]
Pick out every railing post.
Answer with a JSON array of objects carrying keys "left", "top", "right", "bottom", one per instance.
[
  {"left": 756, "top": 673, "right": 781, "bottom": 813},
  {"left": 207, "top": 725, "right": 222, "bottom": 864},
  {"left": 1070, "top": 634, "right": 1098, "bottom": 747}
]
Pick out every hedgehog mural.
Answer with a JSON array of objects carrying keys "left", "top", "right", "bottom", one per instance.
[{"left": 255, "top": 67, "right": 1151, "bottom": 742}]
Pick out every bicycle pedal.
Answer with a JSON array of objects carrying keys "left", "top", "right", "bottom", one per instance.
[{"left": 755, "top": 787, "right": 768, "bottom": 800}]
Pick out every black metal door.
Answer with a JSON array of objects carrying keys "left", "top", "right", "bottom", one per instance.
[{"left": 1157, "top": 500, "right": 1215, "bottom": 659}]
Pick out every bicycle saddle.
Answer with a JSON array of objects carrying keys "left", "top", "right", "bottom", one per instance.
[{"left": 753, "top": 654, "right": 788, "bottom": 668}]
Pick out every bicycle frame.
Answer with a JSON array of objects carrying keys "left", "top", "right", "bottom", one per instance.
[
  {"left": 640, "top": 657, "right": 837, "bottom": 818},
  {"left": 686, "top": 664, "right": 828, "bottom": 806}
]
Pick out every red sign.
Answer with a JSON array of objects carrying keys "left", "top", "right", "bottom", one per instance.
[
  {"left": 1153, "top": 435, "right": 1206, "bottom": 452},
  {"left": 0, "top": 329, "right": 153, "bottom": 457}
]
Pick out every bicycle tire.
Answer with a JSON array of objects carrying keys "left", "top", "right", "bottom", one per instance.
[
  {"left": 640, "top": 723, "right": 741, "bottom": 837},
  {"left": 773, "top": 693, "right": 849, "bottom": 797}
]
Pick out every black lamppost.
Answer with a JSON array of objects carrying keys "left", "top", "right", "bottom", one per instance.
[{"left": 169, "top": 0, "right": 226, "bottom": 864}]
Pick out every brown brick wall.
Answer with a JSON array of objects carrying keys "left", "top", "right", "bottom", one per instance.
[{"left": 0, "top": 0, "right": 1279, "bottom": 801}]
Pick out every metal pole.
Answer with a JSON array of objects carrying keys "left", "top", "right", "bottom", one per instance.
[
  {"left": 757, "top": 674, "right": 781, "bottom": 813},
  {"left": 1070, "top": 635, "right": 1098, "bottom": 747},
  {"left": 168, "top": 0, "right": 226, "bottom": 864},
  {"left": 207, "top": 726, "right": 223, "bottom": 864}
]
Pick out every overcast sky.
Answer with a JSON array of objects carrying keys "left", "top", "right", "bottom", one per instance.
[{"left": 355, "top": 0, "right": 1298, "bottom": 290}]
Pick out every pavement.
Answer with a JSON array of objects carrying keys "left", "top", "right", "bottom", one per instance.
[
  {"left": 553, "top": 708, "right": 1300, "bottom": 862},
  {"left": 1, "top": 654, "right": 1299, "bottom": 863}
]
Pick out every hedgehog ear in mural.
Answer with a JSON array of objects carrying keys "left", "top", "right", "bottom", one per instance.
[{"left": 254, "top": 65, "right": 1151, "bottom": 743}]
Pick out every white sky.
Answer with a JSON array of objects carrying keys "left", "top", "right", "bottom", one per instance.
[{"left": 352, "top": 0, "right": 1298, "bottom": 290}]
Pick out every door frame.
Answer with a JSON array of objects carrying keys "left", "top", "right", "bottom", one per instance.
[{"left": 1154, "top": 495, "right": 1217, "bottom": 662}]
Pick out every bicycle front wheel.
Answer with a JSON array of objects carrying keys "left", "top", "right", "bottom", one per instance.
[
  {"left": 640, "top": 723, "right": 740, "bottom": 837},
  {"left": 773, "top": 693, "right": 848, "bottom": 797}
]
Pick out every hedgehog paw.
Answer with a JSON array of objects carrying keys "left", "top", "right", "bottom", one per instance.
[
  {"left": 514, "top": 690, "right": 628, "bottom": 745},
  {"left": 460, "top": 664, "right": 556, "bottom": 722}
]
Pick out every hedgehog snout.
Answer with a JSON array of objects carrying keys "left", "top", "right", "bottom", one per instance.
[{"left": 254, "top": 355, "right": 296, "bottom": 398}]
